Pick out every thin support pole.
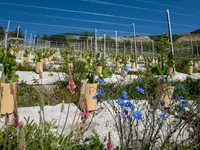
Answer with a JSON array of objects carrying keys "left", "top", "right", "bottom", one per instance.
[
  {"left": 152, "top": 40, "right": 155, "bottom": 54},
  {"left": 141, "top": 41, "right": 143, "bottom": 54},
  {"left": 91, "top": 38, "right": 92, "bottom": 49},
  {"left": 190, "top": 34, "right": 194, "bottom": 55},
  {"left": 115, "top": 31, "right": 118, "bottom": 58},
  {"left": 124, "top": 43, "right": 125, "bottom": 55},
  {"left": 167, "top": 9, "right": 175, "bottom": 74},
  {"left": 87, "top": 40, "right": 88, "bottom": 50},
  {"left": 4, "top": 20, "right": 10, "bottom": 54},
  {"left": 94, "top": 28, "right": 97, "bottom": 58},
  {"left": 132, "top": 23, "right": 137, "bottom": 68},
  {"left": 30, "top": 33, "right": 32, "bottom": 45},
  {"left": 131, "top": 40, "right": 133, "bottom": 53},
  {"left": 24, "top": 30, "right": 27, "bottom": 50},
  {"left": 17, "top": 26, "right": 20, "bottom": 38},
  {"left": 104, "top": 34, "right": 106, "bottom": 59},
  {"left": 166, "top": 9, "right": 174, "bottom": 55},
  {"left": 81, "top": 42, "right": 83, "bottom": 57}
]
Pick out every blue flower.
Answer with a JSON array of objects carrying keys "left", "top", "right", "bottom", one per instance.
[
  {"left": 173, "top": 94, "right": 178, "bottom": 99},
  {"left": 124, "top": 66, "right": 129, "bottom": 72},
  {"left": 97, "top": 88, "right": 104, "bottom": 96},
  {"left": 159, "top": 77, "right": 165, "bottom": 83},
  {"left": 123, "top": 109, "right": 128, "bottom": 116},
  {"left": 133, "top": 111, "right": 142, "bottom": 120},
  {"left": 124, "top": 102, "right": 135, "bottom": 112},
  {"left": 179, "top": 95, "right": 185, "bottom": 100},
  {"left": 178, "top": 86, "right": 185, "bottom": 92},
  {"left": 169, "top": 82, "right": 176, "bottom": 87},
  {"left": 160, "top": 101, "right": 165, "bottom": 106},
  {"left": 139, "top": 79, "right": 144, "bottom": 83},
  {"left": 136, "top": 86, "right": 145, "bottom": 94},
  {"left": 92, "top": 95, "right": 98, "bottom": 99},
  {"left": 121, "top": 91, "right": 129, "bottom": 100},
  {"left": 179, "top": 100, "right": 187, "bottom": 112},
  {"left": 159, "top": 113, "right": 165, "bottom": 119},
  {"left": 97, "top": 78, "right": 104, "bottom": 83},
  {"left": 117, "top": 98, "right": 126, "bottom": 106}
]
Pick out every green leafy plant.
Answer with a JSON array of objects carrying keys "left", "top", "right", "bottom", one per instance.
[
  {"left": 130, "top": 55, "right": 135, "bottom": 63},
  {"left": 43, "top": 48, "right": 49, "bottom": 58},
  {"left": 34, "top": 49, "right": 43, "bottom": 62},
  {"left": 48, "top": 48, "right": 56, "bottom": 57},
  {"left": 0, "top": 44, "right": 19, "bottom": 82},
  {"left": 83, "top": 50, "right": 94, "bottom": 59},
  {"left": 60, "top": 42, "right": 75, "bottom": 63},
  {"left": 120, "top": 55, "right": 128, "bottom": 66},
  {"left": 82, "top": 58, "right": 97, "bottom": 83},
  {"left": 23, "top": 49, "right": 29, "bottom": 57},
  {"left": 166, "top": 52, "right": 175, "bottom": 68},
  {"left": 95, "top": 51, "right": 104, "bottom": 66}
]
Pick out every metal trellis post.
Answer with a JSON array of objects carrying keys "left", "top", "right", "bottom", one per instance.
[
  {"left": 17, "top": 26, "right": 20, "bottom": 38},
  {"left": 166, "top": 9, "right": 174, "bottom": 55},
  {"left": 190, "top": 34, "right": 194, "bottom": 55},
  {"left": 104, "top": 34, "right": 106, "bottom": 59},
  {"left": 115, "top": 31, "right": 118, "bottom": 58},
  {"left": 132, "top": 23, "right": 137, "bottom": 68},
  {"left": 94, "top": 28, "right": 97, "bottom": 58}
]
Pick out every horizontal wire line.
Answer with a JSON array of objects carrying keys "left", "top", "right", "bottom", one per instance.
[
  {"left": 7, "top": 10, "right": 191, "bottom": 33},
  {"left": 0, "top": 1, "right": 198, "bottom": 28},
  {"left": 135, "top": 0, "right": 199, "bottom": 12},
  {"left": 82, "top": 0, "right": 164, "bottom": 13},
  {"left": 8, "top": 24, "right": 159, "bottom": 37},
  {"left": 0, "top": 2, "right": 198, "bottom": 28},
  {"left": 9, "top": 20, "right": 160, "bottom": 35},
  {"left": 11, "top": 25, "right": 149, "bottom": 36},
  {"left": 84, "top": 0, "right": 200, "bottom": 19},
  {"left": 0, "top": 2, "right": 167, "bottom": 24}
]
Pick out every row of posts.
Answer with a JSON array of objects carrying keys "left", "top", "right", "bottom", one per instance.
[{"left": 4, "top": 9, "right": 198, "bottom": 61}]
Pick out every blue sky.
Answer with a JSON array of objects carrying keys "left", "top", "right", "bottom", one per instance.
[{"left": 0, "top": 0, "right": 199, "bottom": 37}]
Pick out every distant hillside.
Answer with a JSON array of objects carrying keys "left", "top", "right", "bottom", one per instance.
[
  {"left": 176, "top": 34, "right": 200, "bottom": 42},
  {"left": 149, "top": 34, "right": 183, "bottom": 42},
  {"left": 63, "top": 32, "right": 94, "bottom": 36},
  {"left": 191, "top": 29, "right": 200, "bottom": 34}
]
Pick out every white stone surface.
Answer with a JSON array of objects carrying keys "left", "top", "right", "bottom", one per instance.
[
  {"left": 0, "top": 71, "right": 65, "bottom": 85},
  {"left": 0, "top": 100, "right": 194, "bottom": 147}
]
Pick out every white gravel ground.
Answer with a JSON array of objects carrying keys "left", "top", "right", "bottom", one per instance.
[{"left": 0, "top": 100, "right": 193, "bottom": 147}]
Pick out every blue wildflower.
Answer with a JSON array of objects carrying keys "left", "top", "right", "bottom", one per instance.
[
  {"left": 158, "top": 77, "right": 165, "bottom": 83},
  {"left": 123, "top": 109, "right": 128, "bottom": 116},
  {"left": 169, "top": 82, "right": 176, "bottom": 87},
  {"left": 121, "top": 91, "right": 129, "bottom": 100},
  {"left": 178, "top": 86, "right": 185, "bottom": 92},
  {"left": 129, "top": 104, "right": 135, "bottom": 112},
  {"left": 124, "top": 102, "right": 135, "bottom": 112},
  {"left": 92, "top": 95, "right": 98, "bottom": 99},
  {"left": 133, "top": 111, "right": 142, "bottom": 120},
  {"left": 179, "top": 100, "right": 187, "bottom": 112},
  {"left": 96, "top": 78, "right": 104, "bottom": 83},
  {"left": 97, "top": 88, "right": 104, "bottom": 96},
  {"left": 118, "top": 98, "right": 126, "bottom": 106},
  {"left": 136, "top": 86, "right": 145, "bottom": 94},
  {"left": 159, "top": 113, "right": 165, "bottom": 119},
  {"left": 160, "top": 101, "right": 165, "bottom": 106},
  {"left": 139, "top": 79, "right": 144, "bottom": 83},
  {"left": 173, "top": 94, "right": 178, "bottom": 99},
  {"left": 124, "top": 66, "right": 129, "bottom": 72},
  {"left": 179, "top": 95, "right": 185, "bottom": 100}
]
